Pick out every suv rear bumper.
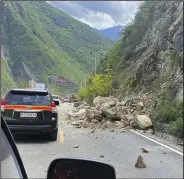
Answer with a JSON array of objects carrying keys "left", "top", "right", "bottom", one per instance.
[{"left": 8, "top": 125, "right": 58, "bottom": 135}]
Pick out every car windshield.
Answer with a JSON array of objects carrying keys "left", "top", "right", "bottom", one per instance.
[
  {"left": 6, "top": 91, "right": 51, "bottom": 106},
  {"left": 1, "top": 1, "right": 183, "bottom": 179},
  {"left": 1, "top": 127, "right": 23, "bottom": 178}
]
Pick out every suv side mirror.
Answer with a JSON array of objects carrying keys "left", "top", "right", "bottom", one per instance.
[
  {"left": 53, "top": 100, "right": 59, "bottom": 106},
  {"left": 47, "top": 158, "right": 116, "bottom": 179}
]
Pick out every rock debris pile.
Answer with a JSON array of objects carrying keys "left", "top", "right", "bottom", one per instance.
[{"left": 65, "top": 95, "right": 153, "bottom": 131}]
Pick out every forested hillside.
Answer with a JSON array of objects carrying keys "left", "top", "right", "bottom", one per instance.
[{"left": 1, "top": 1, "right": 113, "bottom": 95}]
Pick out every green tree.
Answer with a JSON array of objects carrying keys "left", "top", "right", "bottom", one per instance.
[{"left": 78, "top": 66, "right": 113, "bottom": 100}]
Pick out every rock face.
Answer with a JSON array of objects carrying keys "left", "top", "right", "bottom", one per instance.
[
  {"left": 101, "top": 1, "right": 183, "bottom": 107},
  {"left": 134, "top": 115, "right": 153, "bottom": 130}
]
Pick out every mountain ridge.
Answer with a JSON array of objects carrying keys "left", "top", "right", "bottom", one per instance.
[{"left": 94, "top": 25, "right": 123, "bottom": 41}]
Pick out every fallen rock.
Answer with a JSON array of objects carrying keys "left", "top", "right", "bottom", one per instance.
[
  {"left": 67, "top": 108, "right": 86, "bottom": 120},
  {"left": 75, "top": 126, "right": 81, "bottom": 128},
  {"left": 124, "top": 115, "right": 135, "bottom": 122},
  {"left": 136, "top": 101, "right": 144, "bottom": 110},
  {"left": 71, "top": 120, "right": 85, "bottom": 128},
  {"left": 104, "top": 121, "right": 115, "bottom": 128},
  {"left": 101, "top": 119, "right": 107, "bottom": 123},
  {"left": 78, "top": 104, "right": 90, "bottom": 110},
  {"left": 71, "top": 121, "right": 81, "bottom": 126},
  {"left": 86, "top": 107, "right": 102, "bottom": 121},
  {"left": 102, "top": 107, "right": 121, "bottom": 121},
  {"left": 73, "top": 102, "right": 80, "bottom": 107},
  {"left": 73, "top": 145, "right": 79, "bottom": 148},
  {"left": 134, "top": 115, "right": 153, "bottom": 130},
  {"left": 145, "top": 128, "right": 154, "bottom": 134},
  {"left": 114, "top": 121, "right": 121, "bottom": 126},
  {"left": 135, "top": 155, "right": 146, "bottom": 168},
  {"left": 93, "top": 96, "right": 117, "bottom": 109},
  {"left": 76, "top": 109, "right": 86, "bottom": 120},
  {"left": 91, "top": 119, "right": 99, "bottom": 124},
  {"left": 141, "top": 148, "right": 149, "bottom": 153},
  {"left": 102, "top": 107, "right": 116, "bottom": 118},
  {"left": 120, "top": 129, "right": 126, "bottom": 133},
  {"left": 110, "top": 129, "right": 115, "bottom": 132}
]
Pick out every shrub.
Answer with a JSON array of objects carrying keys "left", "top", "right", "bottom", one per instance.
[
  {"left": 78, "top": 65, "right": 113, "bottom": 100},
  {"left": 168, "top": 117, "right": 183, "bottom": 138},
  {"left": 78, "top": 87, "right": 88, "bottom": 100},
  {"left": 151, "top": 100, "right": 183, "bottom": 137}
]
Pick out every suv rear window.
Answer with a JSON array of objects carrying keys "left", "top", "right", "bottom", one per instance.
[{"left": 6, "top": 91, "right": 51, "bottom": 106}]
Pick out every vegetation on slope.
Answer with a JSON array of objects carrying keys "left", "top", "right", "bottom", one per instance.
[
  {"left": 151, "top": 100, "right": 183, "bottom": 138},
  {"left": 78, "top": 64, "right": 113, "bottom": 103},
  {"left": 1, "top": 1, "right": 113, "bottom": 92},
  {"left": 1, "top": 58, "right": 16, "bottom": 97}
]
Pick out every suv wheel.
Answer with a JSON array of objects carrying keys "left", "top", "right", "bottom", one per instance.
[{"left": 49, "top": 129, "right": 58, "bottom": 141}]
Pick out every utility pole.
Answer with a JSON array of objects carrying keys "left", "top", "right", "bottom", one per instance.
[
  {"left": 71, "top": 75, "right": 74, "bottom": 93},
  {"left": 94, "top": 51, "right": 96, "bottom": 75},
  {"left": 80, "top": 80, "right": 83, "bottom": 88},
  {"left": 90, "top": 51, "right": 97, "bottom": 76},
  {"left": 85, "top": 75, "right": 87, "bottom": 89}
]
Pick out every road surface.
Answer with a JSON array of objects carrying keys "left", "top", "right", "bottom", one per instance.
[{"left": 16, "top": 103, "right": 183, "bottom": 178}]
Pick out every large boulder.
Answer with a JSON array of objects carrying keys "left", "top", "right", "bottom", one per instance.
[
  {"left": 104, "top": 121, "right": 115, "bottom": 128},
  {"left": 134, "top": 115, "right": 153, "bottom": 130},
  {"left": 73, "top": 101, "right": 87, "bottom": 108},
  {"left": 93, "top": 96, "right": 118, "bottom": 109},
  {"left": 67, "top": 108, "right": 86, "bottom": 120},
  {"left": 136, "top": 101, "right": 144, "bottom": 110},
  {"left": 102, "top": 107, "right": 116, "bottom": 118},
  {"left": 102, "top": 107, "right": 121, "bottom": 121},
  {"left": 76, "top": 109, "right": 86, "bottom": 120},
  {"left": 124, "top": 115, "right": 135, "bottom": 122},
  {"left": 86, "top": 107, "right": 103, "bottom": 121}
]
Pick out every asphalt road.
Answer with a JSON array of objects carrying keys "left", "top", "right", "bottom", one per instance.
[{"left": 15, "top": 103, "right": 183, "bottom": 178}]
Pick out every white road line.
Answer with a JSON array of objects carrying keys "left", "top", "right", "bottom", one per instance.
[{"left": 131, "top": 130, "right": 183, "bottom": 156}]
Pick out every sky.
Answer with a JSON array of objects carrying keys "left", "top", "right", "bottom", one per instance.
[{"left": 47, "top": 1, "right": 142, "bottom": 30}]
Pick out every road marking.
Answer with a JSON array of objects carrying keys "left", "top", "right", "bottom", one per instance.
[
  {"left": 131, "top": 130, "right": 183, "bottom": 156},
  {"left": 59, "top": 131, "right": 64, "bottom": 144}
]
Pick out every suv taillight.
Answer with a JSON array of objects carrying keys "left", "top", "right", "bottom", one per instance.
[
  {"left": 51, "top": 101, "right": 56, "bottom": 107},
  {"left": 1, "top": 99, "right": 6, "bottom": 106}
]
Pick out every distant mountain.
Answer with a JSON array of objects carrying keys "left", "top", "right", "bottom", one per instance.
[{"left": 94, "top": 25, "right": 123, "bottom": 41}]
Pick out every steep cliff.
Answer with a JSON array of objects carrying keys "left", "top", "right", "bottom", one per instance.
[
  {"left": 99, "top": 1, "right": 183, "bottom": 137},
  {"left": 100, "top": 1, "right": 183, "bottom": 103}
]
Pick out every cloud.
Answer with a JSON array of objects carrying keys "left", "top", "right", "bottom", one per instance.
[
  {"left": 76, "top": 11, "right": 116, "bottom": 29},
  {"left": 47, "top": 1, "right": 141, "bottom": 29}
]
